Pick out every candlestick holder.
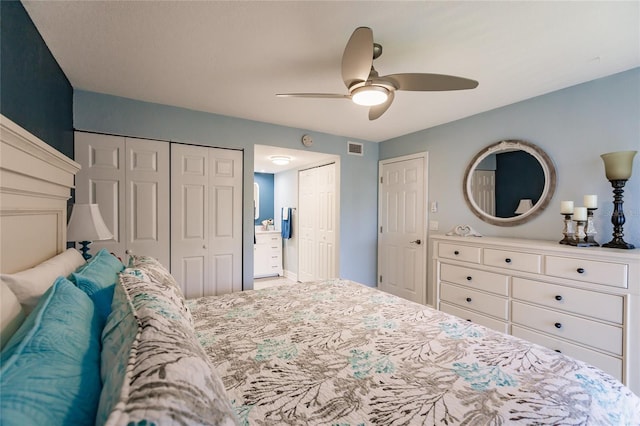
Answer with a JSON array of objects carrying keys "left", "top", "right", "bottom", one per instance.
[
  {"left": 584, "top": 208, "right": 599, "bottom": 246},
  {"left": 569, "top": 220, "right": 589, "bottom": 247},
  {"left": 602, "top": 179, "right": 635, "bottom": 249},
  {"left": 559, "top": 213, "right": 573, "bottom": 245}
]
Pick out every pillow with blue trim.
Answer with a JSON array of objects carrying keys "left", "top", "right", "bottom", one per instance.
[
  {"left": 0, "top": 276, "right": 102, "bottom": 426},
  {"left": 70, "top": 248, "right": 124, "bottom": 328}
]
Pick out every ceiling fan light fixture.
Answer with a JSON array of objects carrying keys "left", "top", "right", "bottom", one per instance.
[
  {"left": 270, "top": 155, "right": 291, "bottom": 166},
  {"left": 351, "top": 86, "right": 388, "bottom": 106}
]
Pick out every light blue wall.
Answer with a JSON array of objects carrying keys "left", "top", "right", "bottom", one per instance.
[
  {"left": 380, "top": 68, "right": 640, "bottom": 303},
  {"left": 73, "top": 90, "right": 380, "bottom": 288}
]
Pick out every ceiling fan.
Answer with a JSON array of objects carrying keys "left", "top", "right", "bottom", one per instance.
[{"left": 277, "top": 27, "right": 479, "bottom": 120}]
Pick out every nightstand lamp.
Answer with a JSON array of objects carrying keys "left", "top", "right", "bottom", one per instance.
[{"left": 67, "top": 204, "right": 113, "bottom": 260}]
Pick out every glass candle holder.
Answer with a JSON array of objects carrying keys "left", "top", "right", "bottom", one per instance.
[{"left": 559, "top": 213, "right": 573, "bottom": 245}]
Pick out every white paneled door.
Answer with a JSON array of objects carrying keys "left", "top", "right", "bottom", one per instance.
[
  {"left": 171, "top": 144, "right": 242, "bottom": 298},
  {"left": 74, "top": 133, "right": 169, "bottom": 266},
  {"left": 378, "top": 154, "right": 427, "bottom": 304},
  {"left": 298, "top": 163, "right": 337, "bottom": 282}
]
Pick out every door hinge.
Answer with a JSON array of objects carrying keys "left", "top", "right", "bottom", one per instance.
[
  {"left": 380, "top": 226, "right": 383, "bottom": 233},
  {"left": 379, "top": 275, "right": 382, "bottom": 283},
  {"left": 380, "top": 176, "right": 383, "bottom": 184}
]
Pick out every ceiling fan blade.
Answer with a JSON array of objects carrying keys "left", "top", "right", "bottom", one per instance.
[
  {"left": 276, "top": 93, "right": 350, "bottom": 99},
  {"left": 369, "top": 91, "right": 394, "bottom": 120},
  {"left": 384, "top": 73, "right": 479, "bottom": 91},
  {"left": 342, "top": 27, "right": 374, "bottom": 89}
]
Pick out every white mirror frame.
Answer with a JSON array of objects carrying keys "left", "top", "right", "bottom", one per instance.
[{"left": 463, "top": 140, "right": 557, "bottom": 226}]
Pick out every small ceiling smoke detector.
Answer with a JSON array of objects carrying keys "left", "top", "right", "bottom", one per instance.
[{"left": 270, "top": 155, "right": 291, "bottom": 166}]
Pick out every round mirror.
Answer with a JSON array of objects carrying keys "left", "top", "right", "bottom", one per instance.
[{"left": 463, "top": 140, "right": 556, "bottom": 226}]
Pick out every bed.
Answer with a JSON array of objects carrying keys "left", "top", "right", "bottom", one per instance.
[{"left": 1, "top": 115, "right": 639, "bottom": 425}]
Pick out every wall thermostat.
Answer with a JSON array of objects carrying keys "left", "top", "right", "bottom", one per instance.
[{"left": 301, "top": 134, "right": 313, "bottom": 147}]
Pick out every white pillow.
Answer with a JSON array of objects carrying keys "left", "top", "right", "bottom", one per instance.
[
  {"left": 0, "top": 281, "right": 25, "bottom": 349},
  {"left": 1, "top": 248, "right": 86, "bottom": 314}
]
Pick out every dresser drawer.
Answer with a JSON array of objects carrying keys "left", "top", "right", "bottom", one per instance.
[
  {"left": 512, "top": 277, "right": 623, "bottom": 324},
  {"left": 440, "top": 302, "right": 508, "bottom": 334},
  {"left": 438, "top": 243, "right": 481, "bottom": 264},
  {"left": 440, "top": 263, "right": 509, "bottom": 296},
  {"left": 511, "top": 301, "right": 622, "bottom": 355},
  {"left": 512, "top": 325, "right": 622, "bottom": 381},
  {"left": 441, "top": 283, "right": 508, "bottom": 320},
  {"left": 268, "top": 254, "right": 281, "bottom": 267},
  {"left": 255, "top": 233, "right": 281, "bottom": 244},
  {"left": 484, "top": 249, "right": 541, "bottom": 273},
  {"left": 545, "top": 255, "right": 628, "bottom": 288}
]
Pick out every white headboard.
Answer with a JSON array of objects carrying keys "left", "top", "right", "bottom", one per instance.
[{"left": 0, "top": 115, "right": 80, "bottom": 273}]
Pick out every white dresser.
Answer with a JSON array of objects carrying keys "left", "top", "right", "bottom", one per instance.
[
  {"left": 431, "top": 234, "right": 640, "bottom": 394},
  {"left": 254, "top": 231, "right": 283, "bottom": 278}
]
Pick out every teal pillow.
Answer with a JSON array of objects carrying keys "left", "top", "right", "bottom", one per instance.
[
  {"left": 0, "top": 277, "right": 102, "bottom": 426},
  {"left": 70, "top": 248, "right": 124, "bottom": 327}
]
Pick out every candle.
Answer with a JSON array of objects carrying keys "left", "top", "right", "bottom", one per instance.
[
  {"left": 584, "top": 195, "right": 598, "bottom": 209},
  {"left": 560, "top": 201, "right": 574, "bottom": 214},
  {"left": 573, "top": 207, "right": 587, "bottom": 221}
]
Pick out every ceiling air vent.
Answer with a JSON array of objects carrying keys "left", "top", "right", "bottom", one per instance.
[{"left": 347, "top": 141, "right": 363, "bottom": 156}]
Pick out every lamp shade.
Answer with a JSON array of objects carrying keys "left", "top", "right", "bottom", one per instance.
[
  {"left": 600, "top": 151, "right": 637, "bottom": 180},
  {"left": 67, "top": 204, "right": 113, "bottom": 242},
  {"left": 514, "top": 199, "right": 534, "bottom": 215}
]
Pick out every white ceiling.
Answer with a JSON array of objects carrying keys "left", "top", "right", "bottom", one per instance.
[{"left": 23, "top": 1, "right": 640, "bottom": 143}]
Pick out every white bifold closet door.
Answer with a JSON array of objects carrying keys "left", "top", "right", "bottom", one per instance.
[
  {"left": 171, "top": 143, "right": 242, "bottom": 298},
  {"left": 74, "top": 132, "right": 169, "bottom": 266},
  {"left": 298, "top": 162, "right": 337, "bottom": 282}
]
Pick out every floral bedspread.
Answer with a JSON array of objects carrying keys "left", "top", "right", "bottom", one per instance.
[{"left": 188, "top": 279, "right": 640, "bottom": 425}]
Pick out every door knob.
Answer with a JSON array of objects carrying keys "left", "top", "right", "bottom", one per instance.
[{"left": 410, "top": 239, "right": 421, "bottom": 245}]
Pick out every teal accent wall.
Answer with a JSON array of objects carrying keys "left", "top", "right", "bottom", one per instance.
[
  {"left": 74, "top": 90, "right": 380, "bottom": 288},
  {"left": 0, "top": 0, "right": 74, "bottom": 158},
  {"left": 254, "top": 173, "right": 275, "bottom": 225}
]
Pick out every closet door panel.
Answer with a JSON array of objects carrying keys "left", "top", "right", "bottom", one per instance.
[
  {"left": 125, "top": 138, "right": 169, "bottom": 266},
  {"left": 208, "top": 149, "right": 243, "bottom": 294},
  {"left": 171, "top": 144, "right": 210, "bottom": 297},
  {"left": 181, "top": 256, "right": 206, "bottom": 299},
  {"left": 74, "top": 133, "right": 126, "bottom": 259},
  {"left": 212, "top": 254, "right": 234, "bottom": 295},
  {"left": 298, "top": 169, "right": 316, "bottom": 282}
]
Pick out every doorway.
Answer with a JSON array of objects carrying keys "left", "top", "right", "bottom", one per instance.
[
  {"left": 253, "top": 145, "right": 339, "bottom": 283},
  {"left": 378, "top": 153, "right": 428, "bottom": 304}
]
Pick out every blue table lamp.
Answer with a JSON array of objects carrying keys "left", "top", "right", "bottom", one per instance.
[{"left": 67, "top": 204, "right": 113, "bottom": 260}]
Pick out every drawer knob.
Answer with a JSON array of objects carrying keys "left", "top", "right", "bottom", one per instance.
[
  {"left": 465, "top": 297, "right": 472, "bottom": 303},
  {"left": 576, "top": 267, "right": 585, "bottom": 274},
  {"left": 554, "top": 322, "right": 562, "bottom": 329},
  {"left": 466, "top": 276, "right": 472, "bottom": 281},
  {"left": 555, "top": 295, "right": 563, "bottom": 301},
  {"left": 505, "top": 258, "right": 512, "bottom": 264},
  {"left": 454, "top": 250, "right": 460, "bottom": 255}
]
